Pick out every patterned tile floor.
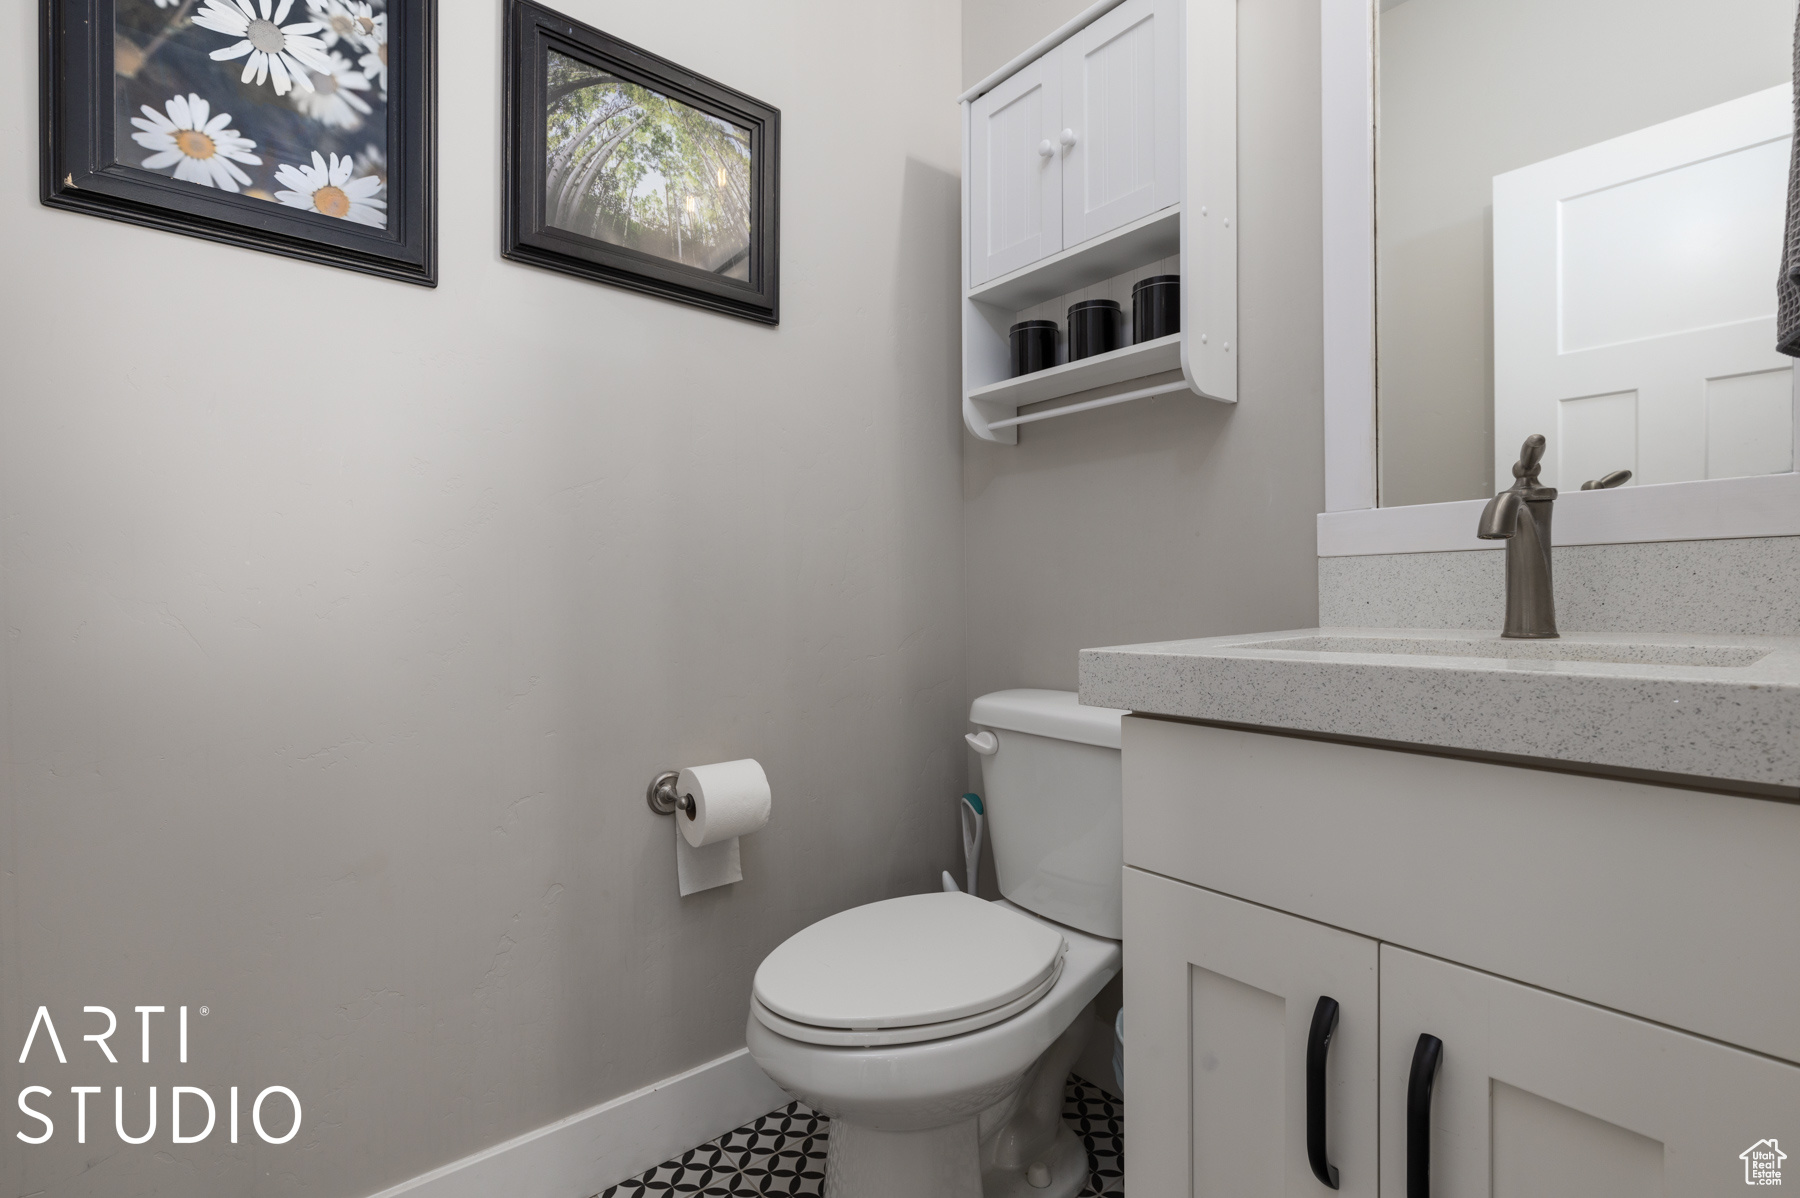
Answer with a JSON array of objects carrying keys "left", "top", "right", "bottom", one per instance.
[
  {"left": 1065, "top": 1075, "right": 1125, "bottom": 1198},
  {"left": 598, "top": 1073, "right": 1124, "bottom": 1198}
]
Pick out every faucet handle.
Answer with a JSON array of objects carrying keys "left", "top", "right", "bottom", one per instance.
[
  {"left": 1510, "top": 434, "right": 1547, "bottom": 483},
  {"left": 1580, "top": 469, "right": 1633, "bottom": 490}
]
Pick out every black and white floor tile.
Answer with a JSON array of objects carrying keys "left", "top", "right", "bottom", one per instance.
[
  {"left": 1065, "top": 1074, "right": 1126, "bottom": 1198},
  {"left": 599, "top": 1100, "right": 829, "bottom": 1197},
  {"left": 598, "top": 1073, "right": 1125, "bottom": 1198}
]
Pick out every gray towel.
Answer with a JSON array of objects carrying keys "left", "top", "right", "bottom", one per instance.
[{"left": 1780, "top": 1, "right": 1800, "bottom": 355}]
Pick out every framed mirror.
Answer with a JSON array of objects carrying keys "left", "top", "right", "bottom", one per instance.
[
  {"left": 1320, "top": 0, "right": 1800, "bottom": 552},
  {"left": 1377, "top": 0, "right": 1796, "bottom": 508}
]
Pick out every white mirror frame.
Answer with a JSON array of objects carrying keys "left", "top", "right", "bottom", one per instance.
[{"left": 1317, "top": 0, "right": 1800, "bottom": 558}]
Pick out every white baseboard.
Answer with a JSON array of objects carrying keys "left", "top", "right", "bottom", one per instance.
[{"left": 362, "top": 1048, "right": 790, "bottom": 1198}]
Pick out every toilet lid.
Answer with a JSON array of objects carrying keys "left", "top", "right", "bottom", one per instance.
[
  {"left": 753, "top": 891, "right": 1067, "bottom": 1033},
  {"left": 751, "top": 954, "right": 1064, "bottom": 1047}
]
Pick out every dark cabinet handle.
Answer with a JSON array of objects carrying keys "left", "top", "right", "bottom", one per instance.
[
  {"left": 1406, "top": 1034, "right": 1444, "bottom": 1198},
  {"left": 1306, "top": 996, "right": 1341, "bottom": 1189}
]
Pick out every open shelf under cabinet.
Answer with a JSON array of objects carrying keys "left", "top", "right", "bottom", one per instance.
[{"left": 969, "top": 334, "right": 1183, "bottom": 410}]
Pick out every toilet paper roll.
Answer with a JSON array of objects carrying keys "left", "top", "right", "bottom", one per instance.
[{"left": 676, "top": 759, "right": 771, "bottom": 848}]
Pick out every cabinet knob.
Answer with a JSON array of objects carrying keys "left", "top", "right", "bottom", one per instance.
[
  {"left": 1038, "top": 139, "right": 1055, "bottom": 158},
  {"left": 1060, "top": 128, "right": 1078, "bottom": 148}
]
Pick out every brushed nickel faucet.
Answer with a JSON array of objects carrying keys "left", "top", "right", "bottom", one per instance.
[
  {"left": 1477, "top": 435, "right": 1631, "bottom": 639},
  {"left": 1478, "top": 436, "right": 1559, "bottom": 638}
]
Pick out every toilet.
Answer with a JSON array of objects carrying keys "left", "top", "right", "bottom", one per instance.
[{"left": 746, "top": 689, "right": 1126, "bottom": 1198}]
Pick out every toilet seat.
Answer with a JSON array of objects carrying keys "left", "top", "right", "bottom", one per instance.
[
  {"left": 750, "top": 954, "right": 1065, "bottom": 1046},
  {"left": 751, "top": 891, "right": 1067, "bottom": 1047}
]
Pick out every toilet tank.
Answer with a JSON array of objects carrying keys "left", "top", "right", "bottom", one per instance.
[{"left": 968, "top": 689, "right": 1127, "bottom": 939}]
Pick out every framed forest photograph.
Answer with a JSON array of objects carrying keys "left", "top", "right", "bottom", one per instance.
[
  {"left": 502, "top": 0, "right": 780, "bottom": 324},
  {"left": 42, "top": 0, "right": 436, "bottom": 285}
]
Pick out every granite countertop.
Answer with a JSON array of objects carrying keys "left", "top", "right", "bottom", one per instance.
[{"left": 1078, "top": 628, "right": 1800, "bottom": 795}]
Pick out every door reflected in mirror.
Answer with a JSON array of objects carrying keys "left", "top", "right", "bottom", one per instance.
[{"left": 1375, "top": 0, "right": 1799, "bottom": 507}]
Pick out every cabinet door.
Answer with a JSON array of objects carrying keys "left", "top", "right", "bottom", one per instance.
[
  {"left": 968, "top": 51, "right": 1063, "bottom": 286},
  {"left": 1059, "top": 0, "right": 1180, "bottom": 247},
  {"left": 1380, "top": 945, "right": 1800, "bottom": 1197},
  {"left": 1125, "top": 867, "right": 1380, "bottom": 1197}
]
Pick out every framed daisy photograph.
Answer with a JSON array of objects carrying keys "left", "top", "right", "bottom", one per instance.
[
  {"left": 41, "top": 0, "right": 436, "bottom": 285},
  {"left": 502, "top": 0, "right": 779, "bottom": 324}
]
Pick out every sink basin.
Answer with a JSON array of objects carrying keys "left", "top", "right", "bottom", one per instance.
[
  {"left": 1251, "top": 635, "right": 1769, "bottom": 668},
  {"left": 1077, "top": 626, "right": 1800, "bottom": 795}
]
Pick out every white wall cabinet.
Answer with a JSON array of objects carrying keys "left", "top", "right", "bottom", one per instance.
[
  {"left": 1122, "top": 716, "right": 1800, "bottom": 1196},
  {"left": 967, "top": 0, "right": 1179, "bottom": 288},
  {"left": 1059, "top": 0, "right": 1181, "bottom": 249},
  {"left": 959, "top": 0, "right": 1235, "bottom": 441},
  {"left": 968, "top": 54, "right": 1063, "bottom": 286}
]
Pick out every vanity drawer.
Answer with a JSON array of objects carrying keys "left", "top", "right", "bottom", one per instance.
[{"left": 1122, "top": 715, "right": 1800, "bottom": 1064}]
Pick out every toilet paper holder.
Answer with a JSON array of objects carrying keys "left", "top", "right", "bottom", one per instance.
[{"left": 646, "top": 770, "right": 696, "bottom": 819}]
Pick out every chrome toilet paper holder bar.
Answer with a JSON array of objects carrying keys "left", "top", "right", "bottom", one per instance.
[{"left": 646, "top": 770, "right": 696, "bottom": 819}]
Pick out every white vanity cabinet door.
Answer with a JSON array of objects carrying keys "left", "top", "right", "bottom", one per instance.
[
  {"left": 1379, "top": 945, "right": 1800, "bottom": 1198},
  {"left": 1125, "top": 867, "right": 1380, "bottom": 1198},
  {"left": 1059, "top": 0, "right": 1180, "bottom": 248},
  {"left": 968, "top": 51, "right": 1064, "bottom": 286}
]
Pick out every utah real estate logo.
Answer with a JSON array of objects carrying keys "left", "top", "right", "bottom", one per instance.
[{"left": 1743, "top": 1139, "right": 1786, "bottom": 1186}]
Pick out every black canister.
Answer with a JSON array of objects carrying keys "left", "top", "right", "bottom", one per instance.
[
  {"left": 1132, "top": 274, "right": 1180, "bottom": 344},
  {"left": 1067, "top": 299, "right": 1122, "bottom": 361},
  {"left": 1009, "top": 320, "right": 1058, "bottom": 376}
]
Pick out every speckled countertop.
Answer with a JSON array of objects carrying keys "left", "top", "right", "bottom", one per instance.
[{"left": 1078, "top": 628, "right": 1800, "bottom": 794}]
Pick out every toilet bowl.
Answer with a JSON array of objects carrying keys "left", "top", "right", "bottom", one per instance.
[
  {"left": 746, "top": 895, "right": 1120, "bottom": 1198},
  {"left": 746, "top": 690, "right": 1127, "bottom": 1198}
]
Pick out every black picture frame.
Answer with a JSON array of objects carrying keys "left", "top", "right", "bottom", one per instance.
[
  {"left": 502, "top": 0, "right": 780, "bottom": 324},
  {"left": 41, "top": 0, "right": 437, "bottom": 286}
]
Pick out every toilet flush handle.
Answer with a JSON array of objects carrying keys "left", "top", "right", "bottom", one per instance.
[{"left": 964, "top": 730, "right": 998, "bottom": 756}]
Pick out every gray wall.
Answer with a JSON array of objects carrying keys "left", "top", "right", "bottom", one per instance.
[
  {"left": 964, "top": 0, "right": 1092, "bottom": 88},
  {"left": 0, "top": 2, "right": 963, "bottom": 1196},
  {"left": 1377, "top": 0, "right": 1796, "bottom": 507},
  {"left": 959, "top": 0, "right": 1324, "bottom": 1095},
  {"left": 962, "top": 0, "right": 1325, "bottom": 700},
  {"left": 4, "top": 0, "right": 1329, "bottom": 1189}
]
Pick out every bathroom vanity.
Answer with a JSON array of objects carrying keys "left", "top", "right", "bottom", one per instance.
[
  {"left": 1082, "top": 631, "right": 1800, "bottom": 1196},
  {"left": 1060, "top": 0, "right": 1800, "bottom": 1183}
]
